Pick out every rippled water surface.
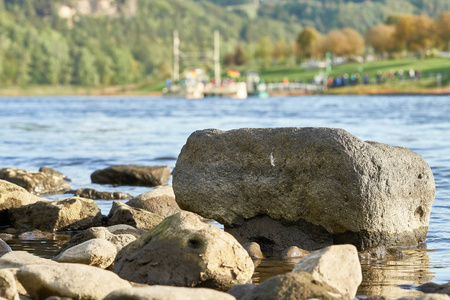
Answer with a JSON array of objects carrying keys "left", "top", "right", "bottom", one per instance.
[{"left": 1, "top": 95, "right": 449, "bottom": 297}]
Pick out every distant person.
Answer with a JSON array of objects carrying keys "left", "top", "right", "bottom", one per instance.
[
  {"left": 165, "top": 78, "right": 172, "bottom": 87},
  {"left": 363, "top": 73, "right": 369, "bottom": 84}
]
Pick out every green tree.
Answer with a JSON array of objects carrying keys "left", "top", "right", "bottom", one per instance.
[
  {"left": 255, "top": 36, "right": 273, "bottom": 69},
  {"left": 296, "top": 27, "right": 320, "bottom": 59},
  {"left": 73, "top": 47, "right": 99, "bottom": 86}
]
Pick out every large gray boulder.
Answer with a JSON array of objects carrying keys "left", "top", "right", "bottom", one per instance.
[
  {"left": 126, "top": 185, "right": 182, "bottom": 217},
  {"left": 91, "top": 165, "right": 171, "bottom": 187},
  {"left": 0, "top": 168, "right": 72, "bottom": 195},
  {"left": 8, "top": 197, "right": 102, "bottom": 232},
  {"left": 104, "top": 286, "right": 236, "bottom": 300},
  {"left": 113, "top": 211, "right": 254, "bottom": 291},
  {"left": 0, "top": 240, "right": 11, "bottom": 257},
  {"left": 107, "top": 201, "right": 164, "bottom": 230},
  {"left": 173, "top": 128, "right": 435, "bottom": 250}
]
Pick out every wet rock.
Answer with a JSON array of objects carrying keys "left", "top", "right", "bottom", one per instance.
[
  {"left": 74, "top": 188, "right": 132, "bottom": 200},
  {"left": 0, "top": 269, "right": 19, "bottom": 300},
  {"left": 39, "top": 167, "right": 71, "bottom": 182},
  {"left": 227, "top": 284, "right": 257, "bottom": 300},
  {"left": 243, "top": 242, "right": 264, "bottom": 260},
  {"left": 53, "top": 239, "right": 117, "bottom": 269},
  {"left": 282, "top": 246, "right": 310, "bottom": 260},
  {"left": 418, "top": 282, "right": 450, "bottom": 295},
  {"left": 17, "top": 263, "right": 132, "bottom": 300},
  {"left": 126, "top": 185, "right": 181, "bottom": 217},
  {"left": 55, "top": 225, "right": 145, "bottom": 256},
  {"left": 0, "top": 168, "right": 72, "bottom": 195},
  {"left": 91, "top": 165, "right": 171, "bottom": 187},
  {"left": 104, "top": 286, "right": 236, "bottom": 300},
  {"left": 359, "top": 245, "right": 405, "bottom": 262},
  {"left": 173, "top": 127, "right": 435, "bottom": 251},
  {"left": 18, "top": 230, "right": 56, "bottom": 240},
  {"left": 0, "top": 235, "right": 12, "bottom": 242},
  {"left": 0, "top": 252, "right": 56, "bottom": 269},
  {"left": 114, "top": 211, "right": 254, "bottom": 291},
  {"left": 8, "top": 197, "right": 102, "bottom": 232},
  {"left": 0, "top": 240, "right": 11, "bottom": 257},
  {"left": 107, "top": 201, "right": 164, "bottom": 230},
  {"left": 292, "top": 244, "right": 362, "bottom": 298},
  {"left": 240, "top": 272, "right": 341, "bottom": 300}
]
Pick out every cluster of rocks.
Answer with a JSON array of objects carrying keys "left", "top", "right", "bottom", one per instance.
[{"left": 0, "top": 127, "right": 444, "bottom": 299}]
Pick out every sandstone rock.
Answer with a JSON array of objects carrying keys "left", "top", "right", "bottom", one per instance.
[
  {"left": 107, "top": 201, "right": 164, "bottom": 230},
  {"left": 126, "top": 185, "right": 181, "bottom": 217},
  {"left": 0, "top": 252, "right": 56, "bottom": 269},
  {"left": 53, "top": 239, "right": 117, "bottom": 269},
  {"left": 55, "top": 225, "right": 145, "bottom": 255},
  {"left": 0, "top": 240, "right": 11, "bottom": 257},
  {"left": 292, "top": 244, "right": 362, "bottom": 298},
  {"left": 419, "top": 294, "right": 450, "bottom": 300},
  {"left": 240, "top": 272, "right": 341, "bottom": 300},
  {"left": 91, "top": 165, "right": 171, "bottom": 187},
  {"left": 0, "top": 269, "right": 19, "bottom": 300},
  {"left": 104, "top": 286, "right": 236, "bottom": 300},
  {"left": 243, "top": 242, "right": 264, "bottom": 260},
  {"left": 39, "top": 167, "right": 70, "bottom": 182},
  {"left": 173, "top": 128, "right": 435, "bottom": 251},
  {"left": 8, "top": 197, "right": 102, "bottom": 232},
  {"left": 0, "top": 180, "right": 43, "bottom": 226},
  {"left": 75, "top": 188, "right": 132, "bottom": 200},
  {"left": 114, "top": 211, "right": 254, "bottom": 291},
  {"left": 17, "top": 263, "right": 132, "bottom": 300},
  {"left": 0, "top": 168, "right": 72, "bottom": 195},
  {"left": 282, "top": 246, "right": 310, "bottom": 260}
]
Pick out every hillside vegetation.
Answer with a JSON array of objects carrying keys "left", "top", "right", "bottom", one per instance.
[{"left": 0, "top": 0, "right": 449, "bottom": 90}]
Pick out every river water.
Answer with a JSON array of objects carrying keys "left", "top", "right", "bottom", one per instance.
[{"left": 0, "top": 95, "right": 449, "bottom": 297}]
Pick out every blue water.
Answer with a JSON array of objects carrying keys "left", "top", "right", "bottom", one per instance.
[{"left": 0, "top": 95, "right": 449, "bottom": 296}]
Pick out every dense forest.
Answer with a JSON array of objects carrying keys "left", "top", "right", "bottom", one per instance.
[{"left": 0, "top": 0, "right": 449, "bottom": 87}]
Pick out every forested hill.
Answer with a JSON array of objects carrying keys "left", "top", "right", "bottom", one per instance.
[{"left": 0, "top": 0, "right": 449, "bottom": 88}]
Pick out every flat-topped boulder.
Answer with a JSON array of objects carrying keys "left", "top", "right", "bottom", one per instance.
[
  {"left": 0, "top": 168, "right": 72, "bottom": 195},
  {"left": 126, "top": 185, "right": 181, "bottom": 217},
  {"left": 8, "top": 197, "right": 102, "bottom": 232},
  {"left": 91, "top": 165, "right": 171, "bottom": 187},
  {"left": 107, "top": 201, "right": 164, "bottom": 230},
  {"left": 173, "top": 127, "right": 435, "bottom": 251},
  {"left": 114, "top": 211, "right": 254, "bottom": 291}
]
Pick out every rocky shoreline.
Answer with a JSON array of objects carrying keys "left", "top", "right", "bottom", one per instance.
[{"left": 0, "top": 127, "right": 447, "bottom": 300}]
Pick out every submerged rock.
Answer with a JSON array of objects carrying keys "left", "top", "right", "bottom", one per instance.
[
  {"left": 91, "top": 165, "right": 171, "bottom": 187},
  {"left": 8, "top": 197, "right": 102, "bottom": 232},
  {"left": 114, "top": 211, "right": 254, "bottom": 291},
  {"left": 75, "top": 188, "right": 132, "bottom": 200},
  {"left": 173, "top": 127, "right": 435, "bottom": 251},
  {"left": 0, "top": 168, "right": 72, "bottom": 195},
  {"left": 126, "top": 185, "right": 181, "bottom": 217},
  {"left": 107, "top": 201, "right": 164, "bottom": 230}
]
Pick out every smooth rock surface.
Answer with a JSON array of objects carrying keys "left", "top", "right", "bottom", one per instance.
[
  {"left": 107, "top": 201, "right": 164, "bottom": 230},
  {"left": 91, "top": 165, "right": 171, "bottom": 187},
  {"left": 0, "top": 168, "right": 72, "bottom": 195},
  {"left": 242, "top": 242, "right": 264, "bottom": 260},
  {"left": 240, "top": 272, "right": 341, "bottom": 300},
  {"left": 126, "top": 185, "right": 181, "bottom": 217},
  {"left": 8, "top": 197, "right": 102, "bottom": 232},
  {"left": 17, "top": 263, "right": 132, "bottom": 300},
  {"left": 53, "top": 238, "right": 117, "bottom": 269},
  {"left": 282, "top": 246, "right": 310, "bottom": 260},
  {"left": 292, "top": 244, "right": 362, "bottom": 298},
  {"left": 55, "top": 225, "right": 145, "bottom": 255},
  {"left": 39, "top": 167, "right": 70, "bottom": 182},
  {"left": 0, "top": 252, "right": 56, "bottom": 269},
  {"left": 114, "top": 211, "right": 254, "bottom": 291},
  {"left": 104, "top": 286, "right": 236, "bottom": 300},
  {"left": 173, "top": 127, "right": 435, "bottom": 250}
]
